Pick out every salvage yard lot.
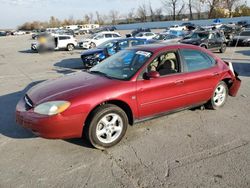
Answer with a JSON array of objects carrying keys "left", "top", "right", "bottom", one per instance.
[{"left": 0, "top": 33, "right": 250, "bottom": 187}]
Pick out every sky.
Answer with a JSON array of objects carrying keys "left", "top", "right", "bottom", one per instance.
[{"left": 0, "top": 0, "right": 162, "bottom": 29}]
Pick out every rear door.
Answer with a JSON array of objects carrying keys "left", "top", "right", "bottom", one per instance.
[
  {"left": 179, "top": 49, "right": 220, "bottom": 106},
  {"left": 58, "top": 36, "right": 70, "bottom": 48}
]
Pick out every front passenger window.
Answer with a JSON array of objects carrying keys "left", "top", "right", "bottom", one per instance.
[{"left": 148, "top": 52, "right": 180, "bottom": 76}]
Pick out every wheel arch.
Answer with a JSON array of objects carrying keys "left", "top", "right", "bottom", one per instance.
[
  {"left": 221, "top": 77, "right": 233, "bottom": 90},
  {"left": 84, "top": 100, "right": 134, "bottom": 131},
  {"left": 200, "top": 43, "right": 208, "bottom": 48}
]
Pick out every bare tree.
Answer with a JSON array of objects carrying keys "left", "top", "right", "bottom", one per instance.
[
  {"left": 84, "top": 14, "right": 90, "bottom": 24},
  {"left": 148, "top": 1, "right": 155, "bottom": 21},
  {"left": 162, "top": 0, "right": 185, "bottom": 20},
  {"left": 96, "top": 11, "right": 105, "bottom": 25},
  {"left": 89, "top": 13, "right": 94, "bottom": 24},
  {"left": 201, "top": 0, "right": 220, "bottom": 18},
  {"left": 193, "top": 0, "right": 203, "bottom": 19},
  {"left": 110, "top": 10, "right": 119, "bottom": 25},
  {"left": 137, "top": 3, "right": 147, "bottom": 22},
  {"left": 126, "top": 8, "right": 135, "bottom": 23},
  {"left": 225, "top": 0, "right": 240, "bottom": 17},
  {"left": 155, "top": 8, "right": 163, "bottom": 21},
  {"left": 187, "top": 0, "right": 193, "bottom": 20}
]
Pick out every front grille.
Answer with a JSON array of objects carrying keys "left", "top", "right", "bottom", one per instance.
[
  {"left": 81, "top": 55, "right": 98, "bottom": 67},
  {"left": 24, "top": 95, "right": 33, "bottom": 110}
]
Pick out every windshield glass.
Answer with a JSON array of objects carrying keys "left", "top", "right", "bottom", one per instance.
[
  {"left": 98, "top": 40, "right": 116, "bottom": 48},
  {"left": 89, "top": 33, "right": 98, "bottom": 39},
  {"left": 89, "top": 49, "right": 152, "bottom": 80}
]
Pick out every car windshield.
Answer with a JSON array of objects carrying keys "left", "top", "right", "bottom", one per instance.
[
  {"left": 98, "top": 40, "right": 116, "bottom": 48},
  {"left": 89, "top": 33, "right": 98, "bottom": 39},
  {"left": 89, "top": 49, "right": 152, "bottom": 80}
]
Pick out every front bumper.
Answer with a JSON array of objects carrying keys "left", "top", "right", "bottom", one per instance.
[
  {"left": 79, "top": 42, "right": 90, "bottom": 49},
  {"left": 16, "top": 97, "right": 85, "bottom": 139}
]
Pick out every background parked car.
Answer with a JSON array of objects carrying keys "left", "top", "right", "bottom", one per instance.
[
  {"left": 79, "top": 31, "right": 121, "bottom": 49},
  {"left": 129, "top": 28, "right": 151, "bottom": 37},
  {"left": 135, "top": 32, "right": 157, "bottom": 40},
  {"left": 0, "top": 31, "right": 7, "bottom": 37},
  {"left": 31, "top": 34, "right": 77, "bottom": 52},
  {"left": 80, "top": 38, "right": 153, "bottom": 68},
  {"left": 231, "top": 30, "right": 250, "bottom": 46},
  {"left": 180, "top": 30, "right": 227, "bottom": 53},
  {"left": 150, "top": 33, "right": 182, "bottom": 44}
]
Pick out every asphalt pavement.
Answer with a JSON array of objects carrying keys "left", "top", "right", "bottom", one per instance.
[{"left": 0, "top": 34, "right": 249, "bottom": 188}]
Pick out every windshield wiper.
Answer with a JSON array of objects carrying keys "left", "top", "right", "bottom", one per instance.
[{"left": 88, "top": 70, "right": 113, "bottom": 79}]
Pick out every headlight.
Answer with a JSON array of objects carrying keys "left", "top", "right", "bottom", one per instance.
[{"left": 34, "top": 101, "right": 70, "bottom": 116}]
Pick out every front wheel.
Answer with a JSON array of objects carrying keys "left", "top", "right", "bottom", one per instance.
[
  {"left": 207, "top": 81, "right": 228, "bottom": 110},
  {"left": 219, "top": 43, "right": 226, "bottom": 53},
  {"left": 89, "top": 42, "right": 96, "bottom": 49},
  {"left": 85, "top": 104, "right": 128, "bottom": 149}
]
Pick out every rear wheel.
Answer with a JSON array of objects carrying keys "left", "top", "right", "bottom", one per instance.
[
  {"left": 85, "top": 104, "right": 128, "bottom": 149},
  {"left": 219, "top": 43, "right": 226, "bottom": 53},
  {"left": 207, "top": 81, "right": 228, "bottom": 110},
  {"left": 200, "top": 44, "right": 207, "bottom": 49},
  {"left": 67, "top": 44, "right": 74, "bottom": 51}
]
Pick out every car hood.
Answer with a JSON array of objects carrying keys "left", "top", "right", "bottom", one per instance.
[
  {"left": 27, "top": 71, "right": 115, "bottom": 105},
  {"left": 81, "top": 48, "right": 104, "bottom": 56}
]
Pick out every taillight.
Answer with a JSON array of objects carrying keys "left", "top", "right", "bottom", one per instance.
[{"left": 224, "top": 61, "right": 235, "bottom": 76}]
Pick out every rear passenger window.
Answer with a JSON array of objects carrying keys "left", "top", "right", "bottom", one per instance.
[
  {"left": 181, "top": 49, "right": 215, "bottom": 72},
  {"left": 112, "top": 34, "right": 120, "bottom": 37},
  {"left": 105, "top": 34, "right": 112, "bottom": 38},
  {"left": 59, "top": 36, "right": 69, "bottom": 40}
]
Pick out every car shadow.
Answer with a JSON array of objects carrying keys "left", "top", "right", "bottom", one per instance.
[
  {"left": 64, "top": 138, "right": 93, "bottom": 149},
  {"left": 19, "top": 49, "right": 36, "bottom": 54},
  {"left": 0, "top": 81, "right": 44, "bottom": 138},
  {"left": 53, "top": 58, "right": 86, "bottom": 75}
]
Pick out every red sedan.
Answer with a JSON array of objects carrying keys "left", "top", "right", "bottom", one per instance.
[{"left": 16, "top": 44, "right": 241, "bottom": 149}]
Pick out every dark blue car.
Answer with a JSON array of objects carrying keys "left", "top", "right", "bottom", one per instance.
[{"left": 80, "top": 38, "right": 154, "bottom": 68}]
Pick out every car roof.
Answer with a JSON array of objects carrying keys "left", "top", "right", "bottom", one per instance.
[
  {"left": 127, "top": 43, "right": 203, "bottom": 53},
  {"left": 98, "top": 31, "right": 120, "bottom": 34}
]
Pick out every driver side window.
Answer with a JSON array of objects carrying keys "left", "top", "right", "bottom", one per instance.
[{"left": 147, "top": 51, "right": 180, "bottom": 76}]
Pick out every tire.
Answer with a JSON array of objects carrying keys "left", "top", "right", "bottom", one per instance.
[
  {"left": 200, "top": 44, "right": 207, "bottom": 49},
  {"left": 206, "top": 81, "right": 228, "bottom": 110},
  {"left": 219, "top": 43, "right": 226, "bottom": 53},
  {"left": 89, "top": 42, "right": 96, "bottom": 49},
  {"left": 67, "top": 44, "right": 74, "bottom": 51},
  {"left": 85, "top": 104, "right": 128, "bottom": 149}
]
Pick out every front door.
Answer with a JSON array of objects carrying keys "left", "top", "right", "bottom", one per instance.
[{"left": 136, "top": 50, "right": 188, "bottom": 119}]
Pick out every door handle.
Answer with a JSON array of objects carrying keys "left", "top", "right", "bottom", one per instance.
[{"left": 175, "top": 80, "right": 184, "bottom": 85}]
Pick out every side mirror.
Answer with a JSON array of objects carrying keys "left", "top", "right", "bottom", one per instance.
[{"left": 144, "top": 71, "right": 160, "bottom": 80}]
